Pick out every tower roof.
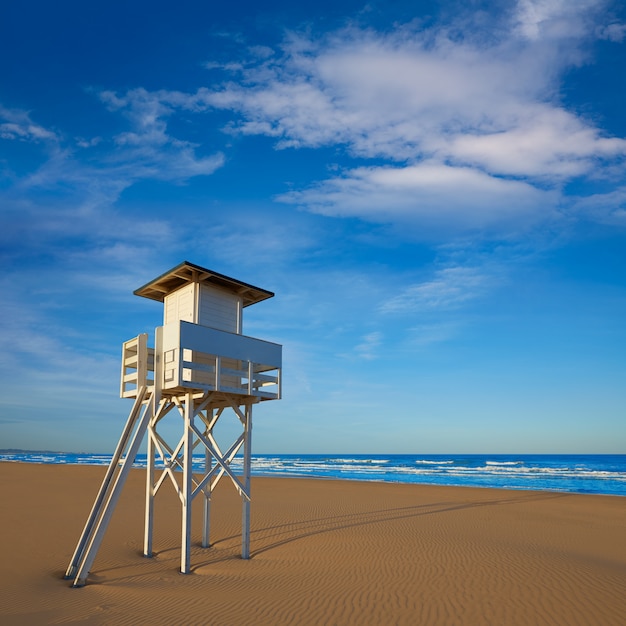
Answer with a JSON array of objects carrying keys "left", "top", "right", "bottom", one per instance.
[{"left": 133, "top": 261, "right": 274, "bottom": 307}]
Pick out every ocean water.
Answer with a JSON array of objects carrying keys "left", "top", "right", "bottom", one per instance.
[{"left": 1, "top": 451, "right": 625, "bottom": 496}]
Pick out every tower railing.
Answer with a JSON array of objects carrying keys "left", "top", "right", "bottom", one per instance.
[
  {"left": 120, "top": 334, "right": 154, "bottom": 398},
  {"left": 120, "top": 321, "right": 281, "bottom": 400}
]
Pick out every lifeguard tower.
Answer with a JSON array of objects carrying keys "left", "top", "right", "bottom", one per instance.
[{"left": 65, "top": 261, "right": 282, "bottom": 587}]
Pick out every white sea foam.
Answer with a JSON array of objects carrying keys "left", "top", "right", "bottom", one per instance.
[
  {"left": 2, "top": 452, "right": 624, "bottom": 495},
  {"left": 486, "top": 461, "right": 523, "bottom": 466},
  {"left": 415, "top": 460, "right": 454, "bottom": 465}
]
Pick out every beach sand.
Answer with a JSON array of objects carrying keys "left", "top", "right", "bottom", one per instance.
[{"left": 1, "top": 462, "right": 625, "bottom": 625}]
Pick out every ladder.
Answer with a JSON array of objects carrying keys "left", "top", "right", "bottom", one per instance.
[{"left": 64, "top": 386, "right": 153, "bottom": 587}]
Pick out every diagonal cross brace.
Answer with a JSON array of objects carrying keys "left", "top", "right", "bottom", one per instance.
[{"left": 188, "top": 422, "right": 250, "bottom": 501}]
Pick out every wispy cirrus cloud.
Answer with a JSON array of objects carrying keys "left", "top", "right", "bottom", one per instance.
[
  {"left": 352, "top": 331, "right": 383, "bottom": 360},
  {"left": 380, "top": 266, "right": 494, "bottom": 314},
  {"left": 0, "top": 105, "right": 59, "bottom": 142},
  {"left": 0, "top": 88, "right": 225, "bottom": 275},
  {"left": 407, "top": 321, "right": 461, "bottom": 347},
  {"left": 569, "top": 186, "right": 626, "bottom": 225},
  {"left": 3, "top": 86, "right": 224, "bottom": 201},
  {"left": 96, "top": 87, "right": 225, "bottom": 180}
]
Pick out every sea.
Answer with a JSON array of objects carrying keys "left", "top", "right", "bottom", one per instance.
[{"left": 1, "top": 451, "right": 625, "bottom": 496}]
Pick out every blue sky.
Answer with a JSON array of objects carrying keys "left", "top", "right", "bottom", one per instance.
[{"left": 1, "top": 0, "right": 625, "bottom": 454}]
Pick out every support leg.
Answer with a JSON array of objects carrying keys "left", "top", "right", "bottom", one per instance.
[
  {"left": 241, "top": 403, "right": 252, "bottom": 559},
  {"left": 144, "top": 425, "right": 155, "bottom": 557},
  {"left": 181, "top": 392, "right": 194, "bottom": 574},
  {"left": 202, "top": 434, "right": 212, "bottom": 548},
  {"left": 145, "top": 324, "right": 162, "bottom": 558},
  {"left": 65, "top": 388, "right": 147, "bottom": 581},
  {"left": 71, "top": 391, "right": 154, "bottom": 586}
]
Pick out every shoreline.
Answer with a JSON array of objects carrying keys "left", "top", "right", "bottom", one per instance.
[
  {"left": 1, "top": 461, "right": 625, "bottom": 625},
  {"left": 2, "top": 452, "right": 624, "bottom": 498},
  {"left": 7, "top": 455, "right": 626, "bottom": 496}
]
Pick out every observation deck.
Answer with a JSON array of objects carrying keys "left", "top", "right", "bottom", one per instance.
[{"left": 121, "top": 322, "right": 281, "bottom": 401}]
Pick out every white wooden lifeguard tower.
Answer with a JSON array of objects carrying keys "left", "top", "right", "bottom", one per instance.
[{"left": 65, "top": 261, "right": 282, "bottom": 587}]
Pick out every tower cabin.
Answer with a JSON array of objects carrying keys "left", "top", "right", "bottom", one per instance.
[{"left": 121, "top": 261, "right": 281, "bottom": 401}]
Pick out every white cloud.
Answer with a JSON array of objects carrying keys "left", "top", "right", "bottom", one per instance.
[
  {"left": 597, "top": 21, "right": 626, "bottom": 41},
  {"left": 570, "top": 187, "right": 626, "bottom": 225},
  {"left": 513, "top": 0, "right": 599, "bottom": 40},
  {"left": 352, "top": 331, "right": 383, "bottom": 360},
  {"left": 0, "top": 105, "right": 58, "bottom": 143},
  {"left": 199, "top": 6, "right": 625, "bottom": 171},
  {"left": 98, "top": 88, "right": 225, "bottom": 180},
  {"left": 278, "top": 162, "right": 557, "bottom": 235},
  {"left": 4, "top": 0, "right": 625, "bottom": 255},
  {"left": 76, "top": 136, "right": 102, "bottom": 148},
  {"left": 25, "top": 0, "right": 615, "bottom": 242},
  {"left": 191, "top": 214, "right": 320, "bottom": 270},
  {"left": 381, "top": 266, "right": 494, "bottom": 314},
  {"left": 0, "top": 91, "right": 226, "bottom": 269},
  {"left": 512, "top": 0, "right": 624, "bottom": 43},
  {"left": 407, "top": 322, "right": 461, "bottom": 347},
  {"left": 183, "top": 1, "right": 626, "bottom": 238},
  {"left": 447, "top": 107, "right": 626, "bottom": 178}
]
